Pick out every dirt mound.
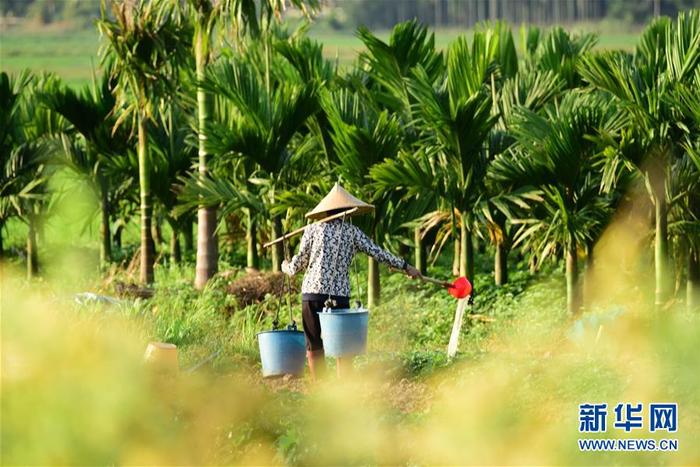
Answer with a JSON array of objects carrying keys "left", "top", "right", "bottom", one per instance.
[
  {"left": 113, "top": 281, "right": 155, "bottom": 299},
  {"left": 227, "top": 271, "right": 298, "bottom": 308}
]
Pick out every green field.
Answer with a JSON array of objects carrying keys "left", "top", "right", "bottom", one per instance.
[
  {"left": 1, "top": 24, "right": 639, "bottom": 86},
  {"left": 5, "top": 12, "right": 698, "bottom": 464},
  {"left": 4, "top": 233, "right": 700, "bottom": 464}
]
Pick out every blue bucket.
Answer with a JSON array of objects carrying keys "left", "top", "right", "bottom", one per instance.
[
  {"left": 318, "top": 308, "right": 369, "bottom": 357},
  {"left": 257, "top": 328, "right": 306, "bottom": 377}
]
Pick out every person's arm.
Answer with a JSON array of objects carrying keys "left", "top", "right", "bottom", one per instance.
[
  {"left": 352, "top": 225, "right": 420, "bottom": 278},
  {"left": 282, "top": 226, "right": 313, "bottom": 276}
]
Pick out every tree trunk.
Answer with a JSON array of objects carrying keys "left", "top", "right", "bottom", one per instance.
[
  {"left": 586, "top": 241, "right": 594, "bottom": 272},
  {"left": 171, "top": 227, "right": 181, "bottom": 264},
  {"left": 114, "top": 224, "right": 123, "bottom": 250},
  {"left": 99, "top": 179, "right": 111, "bottom": 266},
  {"left": 495, "top": 240, "right": 508, "bottom": 286},
  {"left": 271, "top": 216, "right": 283, "bottom": 272},
  {"left": 654, "top": 191, "right": 669, "bottom": 308},
  {"left": 566, "top": 242, "right": 580, "bottom": 315},
  {"left": 398, "top": 239, "right": 409, "bottom": 258},
  {"left": 459, "top": 217, "right": 474, "bottom": 281},
  {"left": 153, "top": 218, "right": 164, "bottom": 248},
  {"left": 246, "top": 212, "right": 259, "bottom": 270},
  {"left": 368, "top": 256, "right": 380, "bottom": 307},
  {"left": 583, "top": 240, "right": 595, "bottom": 307},
  {"left": 183, "top": 217, "right": 194, "bottom": 254},
  {"left": 477, "top": 236, "right": 485, "bottom": 254},
  {"left": 459, "top": 219, "right": 467, "bottom": 277},
  {"left": 466, "top": 233, "right": 474, "bottom": 281},
  {"left": 27, "top": 215, "right": 39, "bottom": 279},
  {"left": 194, "top": 25, "right": 218, "bottom": 289},
  {"left": 138, "top": 115, "right": 155, "bottom": 284},
  {"left": 688, "top": 249, "right": 699, "bottom": 312},
  {"left": 452, "top": 236, "right": 460, "bottom": 276},
  {"left": 414, "top": 226, "right": 426, "bottom": 275}
]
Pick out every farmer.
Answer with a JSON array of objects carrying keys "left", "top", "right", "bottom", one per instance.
[{"left": 282, "top": 183, "right": 421, "bottom": 380}]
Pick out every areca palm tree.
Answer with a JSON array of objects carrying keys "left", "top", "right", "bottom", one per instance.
[
  {"left": 490, "top": 92, "right": 618, "bottom": 314},
  {"left": 519, "top": 25, "right": 597, "bottom": 89},
  {"left": 182, "top": 47, "right": 319, "bottom": 270},
  {"left": 407, "top": 33, "right": 507, "bottom": 280},
  {"left": 481, "top": 69, "right": 565, "bottom": 285},
  {"left": 183, "top": 0, "right": 318, "bottom": 289},
  {"left": 149, "top": 97, "right": 197, "bottom": 264},
  {"left": 357, "top": 19, "right": 444, "bottom": 128},
  {"left": 671, "top": 67, "right": 700, "bottom": 310},
  {"left": 98, "top": 0, "right": 191, "bottom": 284},
  {"left": 579, "top": 11, "right": 700, "bottom": 307},
  {"left": 0, "top": 70, "right": 33, "bottom": 259},
  {"left": 462, "top": 26, "right": 589, "bottom": 286},
  {"left": 371, "top": 24, "right": 588, "bottom": 288},
  {"left": 319, "top": 87, "right": 404, "bottom": 307},
  {"left": 177, "top": 156, "right": 266, "bottom": 269},
  {"left": 357, "top": 20, "right": 443, "bottom": 274},
  {"left": 41, "top": 68, "right": 130, "bottom": 266},
  {"left": 667, "top": 154, "right": 700, "bottom": 310},
  {"left": 1, "top": 72, "right": 66, "bottom": 277}
]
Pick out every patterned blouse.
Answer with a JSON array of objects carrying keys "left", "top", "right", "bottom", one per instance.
[{"left": 282, "top": 219, "right": 407, "bottom": 298}]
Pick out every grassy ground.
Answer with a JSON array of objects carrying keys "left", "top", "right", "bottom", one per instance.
[
  {"left": 2, "top": 20, "right": 695, "bottom": 464},
  {"left": 0, "top": 28, "right": 101, "bottom": 86},
  {"left": 2, "top": 235, "right": 699, "bottom": 464},
  {"left": 1, "top": 23, "right": 640, "bottom": 87}
]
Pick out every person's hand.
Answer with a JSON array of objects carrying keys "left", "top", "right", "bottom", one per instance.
[{"left": 405, "top": 264, "right": 421, "bottom": 279}]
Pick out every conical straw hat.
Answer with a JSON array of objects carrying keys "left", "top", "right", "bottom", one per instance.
[{"left": 305, "top": 183, "right": 374, "bottom": 219}]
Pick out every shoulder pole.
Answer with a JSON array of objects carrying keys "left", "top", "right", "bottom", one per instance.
[{"left": 263, "top": 207, "right": 360, "bottom": 249}]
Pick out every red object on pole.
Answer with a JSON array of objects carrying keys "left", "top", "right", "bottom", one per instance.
[
  {"left": 414, "top": 274, "right": 472, "bottom": 299},
  {"left": 390, "top": 268, "right": 472, "bottom": 300},
  {"left": 448, "top": 276, "right": 472, "bottom": 299}
]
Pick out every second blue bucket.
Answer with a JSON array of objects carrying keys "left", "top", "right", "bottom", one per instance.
[
  {"left": 257, "top": 329, "right": 306, "bottom": 377},
  {"left": 318, "top": 308, "right": 369, "bottom": 357}
]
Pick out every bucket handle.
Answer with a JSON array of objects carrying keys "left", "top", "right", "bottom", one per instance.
[
  {"left": 283, "top": 237, "right": 297, "bottom": 328},
  {"left": 322, "top": 297, "right": 334, "bottom": 313},
  {"left": 271, "top": 236, "right": 297, "bottom": 330}
]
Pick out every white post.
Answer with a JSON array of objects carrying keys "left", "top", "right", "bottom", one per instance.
[{"left": 447, "top": 297, "right": 469, "bottom": 359}]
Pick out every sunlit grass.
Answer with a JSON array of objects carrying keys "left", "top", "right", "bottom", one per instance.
[
  {"left": 3, "top": 214, "right": 698, "bottom": 464},
  {"left": 3, "top": 265, "right": 698, "bottom": 464},
  {"left": 2, "top": 131, "right": 698, "bottom": 464}
]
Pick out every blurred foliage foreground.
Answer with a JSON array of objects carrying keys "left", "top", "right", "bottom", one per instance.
[{"left": 2, "top": 207, "right": 700, "bottom": 465}]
